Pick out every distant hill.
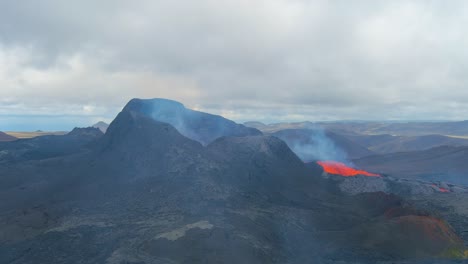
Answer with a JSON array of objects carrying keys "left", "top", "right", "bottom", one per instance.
[
  {"left": 0, "top": 131, "right": 17, "bottom": 142},
  {"left": 346, "top": 134, "right": 468, "bottom": 154},
  {"left": 244, "top": 121, "right": 315, "bottom": 133},
  {"left": 246, "top": 121, "right": 468, "bottom": 155},
  {"left": 354, "top": 145, "right": 468, "bottom": 185},
  {"left": 320, "top": 121, "right": 468, "bottom": 137},
  {"left": 246, "top": 120, "right": 468, "bottom": 137},
  {"left": 92, "top": 121, "right": 109, "bottom": 133}
]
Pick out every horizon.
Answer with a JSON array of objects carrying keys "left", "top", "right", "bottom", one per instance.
[
  {"left": 2, "top": 97, "right": 468, "bottom": 132},
  {"left": 2, "top": 1, "right": 468, "bottom": 130}
]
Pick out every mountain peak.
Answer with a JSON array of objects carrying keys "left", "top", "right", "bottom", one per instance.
[
  {"left": 98, "top": 109, "right": 202, "bottom": 154},
  {"left": 121, "top": 98, "right": 262, "bottom": 145},
  {"left": 123, "top": 98, "right": 185, "bottom": 114}
]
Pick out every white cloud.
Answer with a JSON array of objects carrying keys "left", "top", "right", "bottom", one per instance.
[{"left": 1, "top": 0, "right": 468, "bottom": 130}]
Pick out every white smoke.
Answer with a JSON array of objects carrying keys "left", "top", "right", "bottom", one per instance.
[{"left": 274, "top": 125, "right": 349, "bottom": 164}]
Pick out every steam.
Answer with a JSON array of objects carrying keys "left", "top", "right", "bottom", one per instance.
[
  {"left": 134, "top": 98, "right": 260, "bottom": 145},
  {"left": 145, "top": 99, "right": 198, "bottom": 141},
  {"left": 274, "top": 125, "right": 349, "bottom": 164}
]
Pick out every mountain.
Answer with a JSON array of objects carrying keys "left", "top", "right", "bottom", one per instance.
[
  {"left": 272, "top": 128, "right": 374, "bottom": 161},
  {"left": 0, "top": 131, "right": 17, "bottom": 142},
  {"left": 123, "top": 98, "right": 262, "bottom": 145},
  {"left": 92, "top": 121, "right": 109, "bottom": 133},
  {"left": 0, "top": 127, "right": 103, "bottom": 164},
  {"left": 345, "top": 134, "right": 468, "bottom": 154},
  {"left": 354, "top": 145, "right": 468, "bottom": 185},
  {"left": 1, "top": 99, "right": 467, "bottom": 263}
]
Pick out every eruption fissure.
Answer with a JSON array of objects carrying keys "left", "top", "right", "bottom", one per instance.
[{"left": 317, "top": 160, "right": 380, "bottom": 177}]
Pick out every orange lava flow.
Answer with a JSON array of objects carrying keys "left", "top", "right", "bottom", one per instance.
[
  {"left": 432, "top": 184, "right": 450, "bottom": 193},
  {"left": 439, "top": 187, "right": 450, "bottom": 193},
  {"left": 317, "top": 161, "right": 380, "bottom": 177}
]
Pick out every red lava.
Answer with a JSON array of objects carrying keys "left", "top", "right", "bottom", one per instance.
[
  {"left": 432, "top": 184, "right": 450, "bottom": 193},
  {"left": 317, "top": 161, "right": 380, "bottom": 177}
]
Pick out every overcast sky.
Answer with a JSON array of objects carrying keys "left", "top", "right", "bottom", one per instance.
[{"left": 1, "top": 0, "right": 468, "bottom": 130}]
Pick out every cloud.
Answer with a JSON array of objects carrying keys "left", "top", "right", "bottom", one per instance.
[{"left": 1, "top": 0, "right": 468, "bottom": 129}]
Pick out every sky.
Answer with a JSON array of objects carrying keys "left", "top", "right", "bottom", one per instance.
[{"left": 1, "top": 0, "right": 468, "bottom": 131}]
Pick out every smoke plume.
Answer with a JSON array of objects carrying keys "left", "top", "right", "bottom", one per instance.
[{"left": 273, "top": 125, "right": 349, "bottom": 164}]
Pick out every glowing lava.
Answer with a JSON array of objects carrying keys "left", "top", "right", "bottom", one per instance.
[
  {"left": 432, "top": 184, "right": 450, "bottom": 193},
  {"left": 317, "top": 161, "right": 380, "bottom": 177},
  {"left": 439, "top": 187, "right": 450, "bottom": 193}
]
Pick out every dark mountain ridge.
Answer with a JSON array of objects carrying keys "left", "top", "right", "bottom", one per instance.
[{"left": 123, "top": 98, "right": 262, "bottom": 145}]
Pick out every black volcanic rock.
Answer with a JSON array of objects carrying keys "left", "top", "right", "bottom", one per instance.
[
  {"left": 96, "top": 110, "right": 206, "bottom": 179},
  {"left": 99, "top": 110, "right": 202, "bottom": 153},
  {"left": 0, "top": 131, "right": 17, "bottom": 142},
  {"left": 122, "top": 98, "right": 262, "bottom": 145},
  {"left": 206, "top": 135, "right": 318, "bottom": 201}
]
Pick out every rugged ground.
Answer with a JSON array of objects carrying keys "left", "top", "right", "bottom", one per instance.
[{"left": 1, "top": 99, "right": 468, "bottom": 263}]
